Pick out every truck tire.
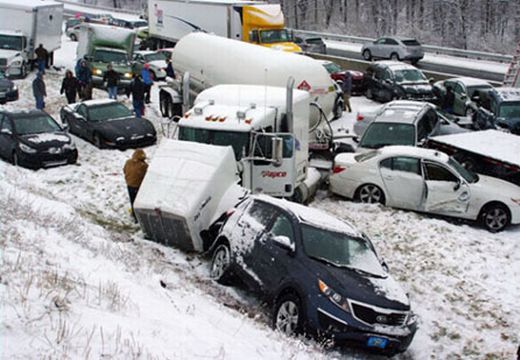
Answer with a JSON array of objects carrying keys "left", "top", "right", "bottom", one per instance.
[{"left": 20, "top": 62, "right": 27, "bottom": 79}]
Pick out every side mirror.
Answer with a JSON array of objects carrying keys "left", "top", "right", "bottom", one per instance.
[
  {"left": 0, "top": 128, "right": 13, "bottom": 136},
  {"left": 460, "top": 93, "right": 467, "bottom": 100},
  {"left": 453, "top": 181, "right": 461, "bottom": 191},
  {"left": 272, "top": 235, "right": 295, "bottom": 253},
  {"left": 62, "top": 123, "right": 69, "bottom": 131},
  {"left": 381, "top": 260, "right": 389, "bottom": 272},
  {"left": 471, "top": 95, "right": 480, "bottom": 103},
  {"left": 272, "top": 137, "right": 284, "bottom": 165},
  {"left": 353, "top": 136, "right": 359, "bottom": 144},
  {"left": 74, "top": 113, "right": 86, "bottom": 121},
  {"left": 384, "top": 79, "right": 392, "bottom": 85}
]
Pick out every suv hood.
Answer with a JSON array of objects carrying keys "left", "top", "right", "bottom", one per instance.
[
  {"left": 315, "top": 259, "right": 410, "bottom": 310},
  {"left": 20, "top": 132, "right": 71, "bottom": 150}
]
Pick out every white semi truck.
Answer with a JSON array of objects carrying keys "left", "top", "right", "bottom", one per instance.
[
  {"left": 160, "top": 32, "right": 343, "bottom": 153},
  {"left": 147, "top": 0, "right": 300, "bottom": 52},
  {"left": 0, "top": 0, "right": 63, "bottom": 78}
]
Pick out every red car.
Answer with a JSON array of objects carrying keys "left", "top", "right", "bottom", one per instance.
[{"left": 319, "top": 60, "right": 365, "bottom": 95}]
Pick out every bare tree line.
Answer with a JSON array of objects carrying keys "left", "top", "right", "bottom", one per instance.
[{"left": 82, "top": 0, "right": 519, "bottom": 54}]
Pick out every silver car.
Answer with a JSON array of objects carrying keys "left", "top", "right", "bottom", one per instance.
[
  {"left": 361, "top": 37, "right": 424, "bottom": 65},
  {"left": 132, "top": 50, "right": 169, "bottom": 80},
  {"left": 66, "top": 25, "right": 81, "bottom": 42}
]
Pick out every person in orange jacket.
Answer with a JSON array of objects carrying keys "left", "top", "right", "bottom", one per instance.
[{"left": 123, "top": 149, "right": 148, "bottom": 221}]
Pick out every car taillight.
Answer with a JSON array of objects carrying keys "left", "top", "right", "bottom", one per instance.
[
  {"left": 333, "top": 166, "right": 346, "bottom": 174},
  {"left": 356, "top": 113, "right": 364, "bottom": 121}
]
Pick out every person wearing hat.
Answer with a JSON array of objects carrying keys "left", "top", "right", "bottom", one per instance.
[
  {"left": 141, "top": 63, "right": 153, "bottom": 104},
  {"left": 123, "top": 148, "right": 148, "bottom": 222}
]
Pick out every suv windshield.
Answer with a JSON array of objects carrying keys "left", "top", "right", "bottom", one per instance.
[
  {"left": 302, "top": 224, "right": 386, "bottom": 277},
  {"left": 360, "top": 123, "right": 415, "bottom": 149},
  {"left": 323, "top": 62, "right": 342, "bottom": 74},
  {"left": 94, "top": 50, "right": 128, "bottom": 64},
  {"left": 0, "top": 34, "right": 23, "bottom": 51},
  {"left": 14, "top": 115, "right": 61, "bottom": 135},
  {"left": 394, "top": 69, "right": 427, "bottom": 84},
  {"left": 179, "top": 126, "right": 250, "bottom": 160},
  {"left": 448, "top": 157, "right": 479, "bottom": 183},
  {"left": 499, "top": 102, "right": 520, "bottom": 118},
  {"left": 89, "top": 103, "right": 133, "bottom": 122},
  {"left": 143, "top": 52, "right": 167, "bottom": 62},
  {"left": 259, "top": 29, "right": 290, "bottom": 44}
]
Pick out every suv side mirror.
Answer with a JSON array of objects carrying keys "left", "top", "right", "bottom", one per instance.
[
  {"left": 61, "top": 123, "right": 69, "bottom": 131},
  {"left": 74, "top": 113, "right": 86, "bottom": 121},
  {"left": 1, "top": 128, "right": 13, "bottom": 136},
  {"left": 471, "top": 95, "right": 480, "bottom": 103},
  {"left": 272, "top": 235, "right": 295, "bottom": 253}
]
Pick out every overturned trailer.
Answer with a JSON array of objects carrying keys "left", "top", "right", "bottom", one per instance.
[{"left": 133, "top": 139, "right": 248, "bottom": 252}]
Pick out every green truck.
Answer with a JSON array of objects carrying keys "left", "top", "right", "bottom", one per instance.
[{"left": 76, "top": 23, "right": 136, "bottom": 89}]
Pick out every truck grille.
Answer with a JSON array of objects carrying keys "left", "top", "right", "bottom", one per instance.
[
  {"left": 351, "top": 303, "right": 407, "bottom": 326},
  {"left": 0, "top": 59, "right": 7, "bottom": 66}
]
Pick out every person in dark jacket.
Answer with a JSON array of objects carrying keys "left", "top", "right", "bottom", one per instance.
[
  {"left": 141, "top": 63, "right": 153, "bottom": 104},
  {"left": 342, "top": 72, "right": 352, "bottom": 113},
  {"left": 123, "top": 148, "right": 148, "bottom": 221},
  {"left": 32, "top": 72, "right": 46, "bottom": 110},
  {"left": 35, "top": 44, "right": 48, "bottom": 73},
  {"left": 77, "top": 60, "right": 93, "bottom": 100},
  {"left": 103, "top": 64, "right": 119, "bottom": 99},
  {"left": 127, "top": 74, "right": 146, "bottom": 118},
  {"left": 165, "top": 58, "right": 175, "bottom": 79},
  {"left": 443, "top": 85, "right": 455, "bottom": 114},
  {"left": 60, "top": 70, "right": 80, "bottom": 104}
]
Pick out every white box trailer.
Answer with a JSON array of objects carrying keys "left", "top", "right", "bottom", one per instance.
[
  {"left": 134, "top": 139, "right": 248, "bottom": 252},
  {"left": 0, "top": 0, "right": 63, "bottom": 78}
]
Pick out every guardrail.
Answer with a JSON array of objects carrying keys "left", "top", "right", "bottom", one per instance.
[
  {"left": 57, "top": 0, "right": 142, "bottom": 16},
  {"left": 292, "top": 29, "right": 513, "bottom": 64}
]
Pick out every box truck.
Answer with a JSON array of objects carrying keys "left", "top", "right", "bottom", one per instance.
[
  {"left": 0, "top": 0, "right": 63, "bottom": 78},
  {"left": 76, "top": 23, "right": 135, "bottom": 89},
  {"left": 147, "top": 0, "right": 300, "bottom": 52}
]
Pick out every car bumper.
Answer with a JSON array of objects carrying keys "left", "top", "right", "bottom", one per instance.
[
  {"left": 0, "top": 89, "right": 19, "bottom": 104},
  {"left": 17, "top": 149, "right": 78, "bottom": 170}
]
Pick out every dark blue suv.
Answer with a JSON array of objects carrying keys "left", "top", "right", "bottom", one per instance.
[
  {"left": 210, "top": 195, "right": 417, "bottom": 356},
  {"left": 473, "top": 87, "right": 520, "bottom": 134}
]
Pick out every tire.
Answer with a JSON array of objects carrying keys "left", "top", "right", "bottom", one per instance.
[
  {"left": 480, "top": 203, "right": 510, "bottom": 233},
  {"left": 210, "top": 243, "right": 233, "bottom": 285},
  {"left": 93, "top": 133, "right": 103, "bottom": 149},
  {"left": 70, "top": 34, "right": 77, "bottom": 42},
  {"left": 390, "top": 52, "right": 400, "bottom": 61},
  {"left": 12, "top": 151, "right": 18, "bottom": 166},
  {"left": 365, "top": 87, "right": 374, "bottom": 100},
  {"left": 356, "top": 184, "right": 385, "bottom": 204},
  {"left": 20, "top": 62, "right": 27, "bottom": 79},
  {"left": 273, "top": 292, "right": 304, "bottom": 337},
  {"left": 362, "top": 49, "right": 372, "bottom": 61},
  {"left": 159, "top": 92, "right": 171, "bottom": 118},
  {"left": 333, "top": 98, "right": 344, "bottom": 119},
  {"left": 411, "top": 58, "right": 419, "bottom": 65}
]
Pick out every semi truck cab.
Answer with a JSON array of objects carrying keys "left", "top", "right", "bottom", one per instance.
[{"left": 0, "top": 31, "right": 28, "bottom": 77}]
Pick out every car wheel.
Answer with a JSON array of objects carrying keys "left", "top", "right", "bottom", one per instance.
[
  {"left": 159, "top": 92, "right": 171, "bottom": 118},
  {"left": 273, "top": 292, "right": 304, "bottom": 337},
  {"left": 411, "top": 58, "right": 419, "bottom": 65},
  {"left": 210, "top": 242, "right": 232, "bottom": 285},
  {"left": 362, "top": 49, "right": 372, "bottom": 61},
  {"left": 70, "top": 34, "right": 77, "bottom": 42},
  {"left": 357, "top": 184, "right": 385, "bottom": 204},
  {"left": 11, "top": 151, "right": 18, "bottom": 166},
  {"left": 480, "top": 203, "right": 510, "bottom": 233},
  {"left": 93, "top": 133, "right": 103, "bottom": 149},
  {"left": 365, "top": 88, "right": 373, "bottom": 99},
  {"left": 390, "top": 52, "right": 400, "bottom": 61}
]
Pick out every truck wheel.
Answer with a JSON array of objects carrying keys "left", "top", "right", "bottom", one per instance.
[{"left": 160, "top": 92, "right": 171, "bottom": 118}]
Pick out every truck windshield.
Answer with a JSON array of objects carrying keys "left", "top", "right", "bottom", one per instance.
[
  {"left": 0, "top": 35, "right": 23, "bottom": 51},
  {"left": 259, "top": 29, "right": 290, "bottom": 44},
  {"left": 499, "top": 102, "right": 520, "bottom": 118},
  {"left": 178, "top": 126, "right": 249, "bottom": 160},
  {"left": 359, "top": 123, "right": 416, "bottom": 149},
  {"left": 93, "top": 50, "right": 128, "bottom": 64}
]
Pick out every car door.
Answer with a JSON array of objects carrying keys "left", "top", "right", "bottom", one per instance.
[
  {"left": 384, "top": 38, "right": 400, "bottom": 58},
  {"left": 416, "top": 109, "right": 439, "bottom": 143},
  {"left": 373, "top": 66, "right": 386, "bottom": 101},
  {"left": 379, "top": 156, "right": 425, "bottom": 209},
  {"left": 380, "top": 68, "right": 395, "bottom": 102},
  {"left": 76, "top": 104, "right": 91, "bottom": 139},
  {"left": 372, "top": 38, "right": 387, "bottom": 58},
  {"left": 0, "top": 114, "right": 14, "bottom": 160},
  {"left": 422, "top": 161, "right": 471, "bottom": 215},
  {"left": 452, "top": 82, "right": 467, "bottom": 115}
]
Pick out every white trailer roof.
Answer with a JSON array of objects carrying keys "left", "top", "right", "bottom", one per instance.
[
  {"left": 431, "top": 130, "right": 520, "bottom": 167},
  {"left": 0, "top": 0, "right": 62, "bottom": 9}
]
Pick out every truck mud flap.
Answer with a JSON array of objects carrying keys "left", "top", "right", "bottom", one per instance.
[{"left": 136, "top": 208, "right": 194, "bottom": 252}]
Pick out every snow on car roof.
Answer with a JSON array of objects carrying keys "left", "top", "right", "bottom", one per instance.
[
  {"left": 431, "top": 130, "right": 520, "bottom": 167},
  {"left": 254, "top": 195, "right": 362, "bottom": 237},
  {"left": 82, "top": 99, "right": 118, "bottom": 107},
  {"left": 379, "top": 146, "right": 450, "bottom": 163},
  {"left": 376, "top": 61, "right": 417, "bottom": 70}
]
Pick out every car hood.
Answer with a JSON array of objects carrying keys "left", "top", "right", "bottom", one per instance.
[
  {"left": 314, "top": 260, "right": 410, "bottom": 310},
  {"left": 470, "top": 174, "right": 520, "bottom": 199},
  {"left": 262, "top": 42, "right": 302, "bottom": 53},
  {"left": 94, "top": 117, "right": 155, "bottom": 140},
  {"left": 20, "top": 132, "right": 72, "bottom": 150},
  {"left": 399, "top": 83, "right": 433, "bottom": 94}
]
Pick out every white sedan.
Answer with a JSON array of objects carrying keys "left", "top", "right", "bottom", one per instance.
[{"left": 329, "top": 146, "right": 520, "bottom": 232}]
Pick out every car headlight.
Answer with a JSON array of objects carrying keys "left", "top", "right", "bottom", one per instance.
[
  {"left": 19, "top": 143, "right": 37, "bottom": 153},
  {"left": 124, "top": 72, "right": 132, "bottom": 78},
  {"left": 94, "top": 69, "right": 103, "bottom": 76},
  {"left": 12, "top": 85, "right": 17, "bottom": 91},
  {"left": 11, "top": 60, "right": 22, "bottom": 67},
  {"left": 318, "top": 279, "right": 351, "bottom": 313}
]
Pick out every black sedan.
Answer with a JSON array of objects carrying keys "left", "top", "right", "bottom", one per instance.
[
  {"left": 0, "top": 110, "right": 78, "bottom": 169},
  {"left": 0, "top": 70, "right": 18, "bottom": 104},
  {"left": 60, "top": 100, "right": 157, "bottom": 149},
  {"left": 210, "top": 195, "right": 417, "bottom": 356}
]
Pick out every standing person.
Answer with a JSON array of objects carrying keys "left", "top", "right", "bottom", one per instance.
[
  {"left": 123, "top": 148, "right": 148, "bottom": 222},
  {"left": 342, "top": 71, "right": 352, "bottom": 113},
  {"left": 32, "top": 72, "right": 46, "bottom": 110},
  {"left": 103, "top": 64, "right": 119, "bottom": 100},
  {"left": 35, "top": 44, "right": 48, "bottom": 73},
  {"left": 77, "top": 60, "right": 93, "bottom": 100},
  {"left": 127, "top": 74, "right": 146, "bottom": 118},
  {"left": 60, "top": 70, "right": 80, "bottom": 104},
  {"left": 165, "top": 58, "right": 175, "bottom": 79},
  {"left": 443, "top": 85, "right": 455, "bottom": 114},
  {"left": 141, "top": 63, "right": 153, "bottom": 104}
]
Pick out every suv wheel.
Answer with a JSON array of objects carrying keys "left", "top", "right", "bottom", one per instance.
[
  {"left": 11, "top": 151, "right": 18, "bottom": 166},
  {"left": 480, "top": 204, "right": 510, "bottom": 232},
  {"left": 273, "top": 292, "right": 304, "bottom": 336},
  {"left": 362, "top": 49, "right": 372, "bottom": 61},
  {"left": 357, "top": 184, "right": 385, "bottom": 204},
  {"left": 390, "top": 52, "right": 400, "bottom": 61},
  {"left": 93, "top": 133, "right": 103, "bottom": 149},
  {"left": 70, "top": 34, "right": 77, "bottom": 42},
  {"left": 210, "top": 243, "right": 232, "bottom": 285}
]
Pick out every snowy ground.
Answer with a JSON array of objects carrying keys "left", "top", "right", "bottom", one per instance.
[{"left": 1, "top": 34, "right": 519, "bottom": 359}]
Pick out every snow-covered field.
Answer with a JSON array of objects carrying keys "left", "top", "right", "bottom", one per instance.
[{"left": 1, "top": 34, "right": 519, "bottom": 359}]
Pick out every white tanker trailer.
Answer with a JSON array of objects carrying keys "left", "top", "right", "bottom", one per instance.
[{"left": 158, "top": 32, "right": 344, "bottom": 151}]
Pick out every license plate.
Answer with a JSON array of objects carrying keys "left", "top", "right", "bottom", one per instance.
[{"left": 367, "top": 336, "right": 388, "bottom": 349}]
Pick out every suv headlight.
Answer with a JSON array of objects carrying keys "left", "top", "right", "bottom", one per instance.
[
  {"left": 19, "top": 143, "right": 37, "bottom": 153},
  {"left": 12, "top": 85, "right": 18, "bottom": 91},
  {"left": 124, "top": 72, "right": 132, "bottom": 78},
  {"left": 318, "top": 279, "right": 351, "bottom": 313}
]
